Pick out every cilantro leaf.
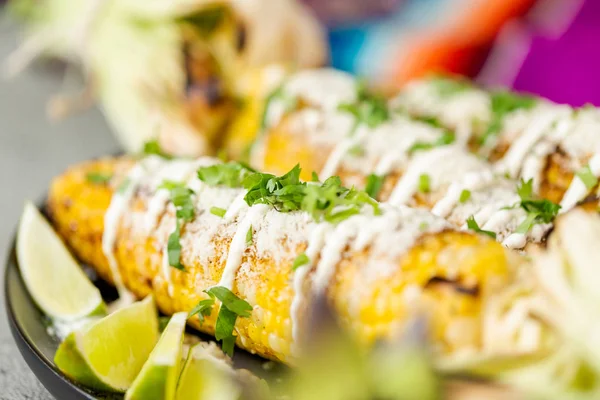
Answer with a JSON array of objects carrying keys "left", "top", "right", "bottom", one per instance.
[
  {"left": 86, "top": 172, "right": 112, "bottom": 184},
  {"left": 215, "top": 307, "right": 238, "bottom": 356},
  {"left": 365, "top": 174, "right": 385, "bottom": 199},
  {"left": 161, "top": 181, "right": 196, "bottom": 271},
  {"left": 459, "top": 189, "right": 471, "bottom": 203},
  {"left": 167, "top": 221, "right": 185, "bottom": 270},
  {"left": 292, "top": 253, "right": 310, "bottom": 270},
  {"left": 338, "top": 81, "right": 390, "bottom": 132},
  {"left": 161, "top": 181, "right": 195, "bottom": 221},
  {"left": 202, "top": 163, "right": 380, "bottom": 225},
  {"left": 516, "top": 179, "right": 533, "bottom": 201},
  {"left": 205, "top": 286, "right": 253, "bottom": 317},
  {"left": 519, "top": 199, "right": 560, "bottom": 224},
  {"left": 429, "top": 76, "right": 472, "bottom": 98},
  {"left": 210, "top": 207, "right": 227, "bottom": 218},
  {"left": 408, "top": 132, "right": 455, "bottom": 154},
  {"left": 197, "top": 162, "right": 255, "bottom": 188},
  {"left": 220, "top": 335, "right": 236, "bottom": 357},
  {"left": 513, "top": 178, "right": 560, "bottom": 234},
  {"left": 143, "top": 139, "right": 172, "bottom": 159},
  {"left": 466, "top": 216, "right": 496, "bottom": 239},
  {"left": 243, "top": 164, "right": 305, "bottom": 213},
  {"left": 418, "top": 174, "right": 430, "bottom": 193},
  {"left": 117, "top": 178, "right": 131, "bottom": 194},
  {"left": 204, "top": 286, "right": 253, "bottom": 356},
  {"left": 479, "top": 91, "right": 537, "bottom": 145},
  {"left": 516, "top": 213, "right": 539, "bottom": 234},
  {"left": 576, "top": 165, "right": 598, "bottom": 190},
  {"left": 246, "top": 225, "right": 253, "bottom": 246},
  {"left": 188, "top": 298, "right": 215, "bottom": 323}
]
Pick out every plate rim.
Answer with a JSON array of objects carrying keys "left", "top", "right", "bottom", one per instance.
[{"left": 4, "top": 230, "right": 99, "bottom": 399}]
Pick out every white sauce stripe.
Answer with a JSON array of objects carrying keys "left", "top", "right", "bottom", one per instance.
[
  {"left": 560, "top": 153, "right": 600, "bottom": 212},
  {"left": 217, "top": 204, "right": 270, "bottom": 290},
  {"left": 290, "top": 223, "right": 331, "bottom": 351},
  {"left": 495, "top": 110, "right": 563, "bottom": 179},
  {"left": 102, "top": 156, "right": 163, "bottom": 304}
]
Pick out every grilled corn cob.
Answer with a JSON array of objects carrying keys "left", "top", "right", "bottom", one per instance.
[
  {"left": 250, "top": 69, "right": 564, "bottom": 249},
  {"left": 392, "top": 76, "right": 600, "bottom": 207},
  {"left": 47, "top": 155, "right": 522, "bottom": 364}
]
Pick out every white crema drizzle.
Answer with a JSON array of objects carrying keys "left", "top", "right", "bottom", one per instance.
[{"left": 102, "top": 156, "right": 163, "bottom": 307}]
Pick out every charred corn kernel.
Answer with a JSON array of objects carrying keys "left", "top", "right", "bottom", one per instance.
[{"left": 48, "top": 157, "right": 521, "bottom": 364}]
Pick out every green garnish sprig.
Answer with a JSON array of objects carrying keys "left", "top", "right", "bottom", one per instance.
[
  {"left": 160, "top": 180, "right": 196, "bottom": 270},
  {"left": 466, "top": 216, "right": 496, "bottom": 239},
  {"left": 338, "top": 81, "right": 390, "bottom": 133},
  {"left": 408, "top": 132, "right": 455, "bottom": 154},
  {"left": 188, "top": 286, "right": 253, "bottom": 356},
  {"left": 514, "top": 179, "right": 561, "bottom": 234},
  {"left": 142, "top": 139, "right": 173, "bottom": 159},
  {"left": 197, "top": 163, "right": 381, "bottom": 224},
  {"left": 197, "top": 162, "right": 255, "bottom": 188},
  {"left": 429, "top": 75, "right": 472, "bottom": 98},
  {"left": 86, "top": 172, "right": 113, "bottom": 184},
  {"left": 575, "top": 165, "right": 599, "bottom": 190},
  {"left": 479, "top": 91, "right": 537, "bottom": 145},
  {"left": 243, "top": 165, "right": 381, "bottom": 224}
]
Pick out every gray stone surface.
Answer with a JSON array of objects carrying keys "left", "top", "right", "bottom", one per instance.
[{"left": 0, "top": 21, "right": 119, "bottom": 399}]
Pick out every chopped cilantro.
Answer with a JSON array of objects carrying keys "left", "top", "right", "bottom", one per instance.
[
  {"left": 161, "top": 181, "right": 196, "bottom": 270},
  {"left": 143, "top": 139, "right": 172, "bottom": 159},
  {"left": 311, "top": 171, "right": 320, "bottom": 182},
  {"left": 210, "top": 206, "right": 227, "bottom": 218},
  {"left": 292, "top": 253, "right": 310, "bottom": 270},
  {"left": 479, "top": 91, "right": 537, "bottom": 145},
  {"left": 576, "top": 165, "right": 598, "bottom": 190},
  {"left": 418, "top": 174, "right": 430, "bottom": 193},
  {"left": 408, "top": 132, "right": 455, "bottom": 154},
  {"left": 515, "top": 213, "right": 539, "bottom": 234},
  {"left": 338, "top": 81, "right": 390, "bottom": 132},
  {"left": 86, "top": 172, "right": 112, "bottom": 184},
  {"left": 188, "top": 298, "right": 215, "bottom": 323},
  {"left": 365, "top": 174, "right": 385, "bottom": 199},
  {"left": 348, "top": 145, "right": 364, "bottom": 157},
  {"left": 206, "top": 286, "right": 253, "bottom": 317},
  {"left": 161, "top": 181, "right": 195, "bottom": 221},
  {"left": 197, "top": 162, "right": 255, "bottom": 188},
  {"left": 167, "top": 220, "right": 185, "bottom": 270},
  {"left": 419, "top": 222, "right": 429, "bottom": 231},
  {"left": 516, "top": 178, "right": 533, "bottom": 200},
  {"left": 466, "top": 216, "right": 496, "bottom": 239},
  {"left": 429, "top": 76, "right": 472, "bottom": 98},
  {"left": 194, "top": 286, "right": 252, "bottom": 357},
  {"left": 117, "top": 178, "right": 131, "bottom": 194},
  {"left": 215, "top": 308, "right": 238, "bottom": 356},
  {"left": 459, "top": 189, "right": 471, "bottom": 203},
  {"left": 199, "top": 163, "right": 380, "bottom": 224},
  {"left": 511, "top": 179, "right": 561, "bottom": 234},
  {"left": 246, "top": 225, "right": 253, "bottom": 246}
]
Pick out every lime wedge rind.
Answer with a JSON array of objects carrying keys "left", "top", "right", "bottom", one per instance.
[
  {"left": 17, "top": 201, "right": 105, "bottom": 321},
  {"left": 55, "top": 296, "right": 159, "bottom": 393},
  {"left": 125, "top": 312, "right": 187, "bottom": 400}
]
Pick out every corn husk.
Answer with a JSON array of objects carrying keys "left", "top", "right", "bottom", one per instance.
[{"left": 6, "top": 0, "right": 327, "bottom": 155}]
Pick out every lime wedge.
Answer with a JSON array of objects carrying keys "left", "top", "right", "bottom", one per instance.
[
  {"left": 17, "top": 201, "right": 105, "bottom": 320},
  {"left": 54, "top": 296, "right": 159, "bottom": 392},
  {"left": 125, "top": 312, "right": 188, "bottom": 400},
  {"left": 175, "top": 343, "right": 240, "bottom": 400}
]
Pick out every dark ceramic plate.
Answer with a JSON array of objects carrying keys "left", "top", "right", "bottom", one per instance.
[{"left": 4, "top": 210, "right": 282, "bottom": 399}]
